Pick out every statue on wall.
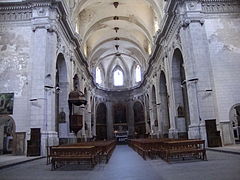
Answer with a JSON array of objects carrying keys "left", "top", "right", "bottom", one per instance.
[
  {"left": 177, "top": 105, "right": 185, "bottom": 117},
  {"left": 59, "top": 107, "right": 66, "bottom": 123}
]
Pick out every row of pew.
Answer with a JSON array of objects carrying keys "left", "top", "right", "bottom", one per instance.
[
  {"left": 47, "top": 140, "right": 116, "bottom": 170},
  {"left": 128, "top": 138, "right": 207, "bottom": 162}
]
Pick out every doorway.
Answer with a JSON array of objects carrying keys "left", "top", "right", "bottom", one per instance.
[{"left": 205, "top": 119, "right": 222, "bottom": 147}]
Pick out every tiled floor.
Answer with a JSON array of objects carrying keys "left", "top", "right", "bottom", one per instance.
[{"left": 0, "top": 145, "right": 240, "bottom": 180}]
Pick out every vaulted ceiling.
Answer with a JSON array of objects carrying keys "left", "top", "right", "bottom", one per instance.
[{"left": 71, "top": 0, "right": 165, "bottom": 89}]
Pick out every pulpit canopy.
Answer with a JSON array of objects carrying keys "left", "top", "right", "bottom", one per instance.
[{"left": 68, "top": 90, "right": 87, "bottom": 106}]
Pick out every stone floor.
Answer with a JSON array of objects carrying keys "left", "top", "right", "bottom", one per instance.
[
  {"left": 0, "top": 154, "right": 42, "bottom": 169},
  {"left": 207, "top": 144, "right": 240, "bottom": 154},
  {"left": 0, "top": 145, "right": 240, "bottom": 180}
]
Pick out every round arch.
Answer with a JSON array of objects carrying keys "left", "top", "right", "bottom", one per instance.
[
  {"left": 172, "top": 48, "right": 189, "bottom": 139},
  {"left": 229, "top": 103, "right": 240, "bottom": 142},
  {"left": 55, "top": 53, "right": 69, "bottom": 133},
  {"left": 96, "top": 103, "right": 107, "bottom": 140},
  {"left": 0, "top": 115, "right": 16, "bottom": 154},
  {"left": 159, "top": 71, "right": 170, "bottom": 137},
  {"left": 151, "top": 85, "right": 158, "bottom": 127},
  {"left": 133, "top": 101, "right": 146, "bottom": 138}
]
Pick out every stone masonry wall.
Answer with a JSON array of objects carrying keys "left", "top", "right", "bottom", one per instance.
[
  {"left": 0, "top": 25, "right": 31, "bottom": 132},
  {"left": 205, "top": 16, "right": 240, "bottom": 144}
]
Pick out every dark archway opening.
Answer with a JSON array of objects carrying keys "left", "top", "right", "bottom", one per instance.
[
  {"left": 152, "top": 85, "right": 158, "bottom": 135},
  {"left": 56, "top": 53, "right": 68, "bottom": 135},
  {"left": 160, "top": 71, "right": 170, "bottom": 137},
  {"left": 96, "top": 103, "right": 107, "bottom": 140},
  {"left": 133, "top": 101, "right": 146, "bottom": 138},
  {"left": 172, "top": 49, "right": 190, "bottom": 139}
]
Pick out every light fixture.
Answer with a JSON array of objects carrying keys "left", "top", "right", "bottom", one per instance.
[
  {"left": 114, "top": 27, "right": 119, "bottom": 33},
  {"left": 113, "top": 2, "right": 119, "bottom": 8},
  {"left": 114, "top": 37, "right": 120, "bottom": 41},
  {"left": 116, "top": 53, "right": 121, "bottom": 56},
  {"left": 113, "top": 16, "right": 119, "bottom": 20},
  {"left": 115, "top": 45, "right": 119, "bottom": 51}
]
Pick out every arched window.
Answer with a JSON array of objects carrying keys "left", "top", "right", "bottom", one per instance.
[
  {"left": 114, "top": 69, "right": 123, "bottom": 86},
  {"left": 96, "top": 67, "right": 102, "bottom": 84},
  {"left": 136, "top": 65, "right": 141, "bottom": 82}
]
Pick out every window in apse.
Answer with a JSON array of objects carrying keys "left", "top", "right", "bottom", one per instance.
[
  {"left": 136, "top": 65, "right": 141, "bottom": 82},
  {"left": 96, "top": 67, "right": 102, "bottom": 84},
  {"left": 114, "top": 69, "right": 123, "bottom": 86}
]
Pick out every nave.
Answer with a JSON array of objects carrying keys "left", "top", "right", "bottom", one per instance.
[{"left": 0, "top": 145, "right": 240, "bottom": 180}]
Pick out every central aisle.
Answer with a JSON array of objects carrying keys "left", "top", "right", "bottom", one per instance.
[{"left": 96, "top": 145, "right": 162, "bottom": 180}]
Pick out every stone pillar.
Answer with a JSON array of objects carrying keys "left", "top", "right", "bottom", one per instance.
[
  {"left": 155, "top": 76, "right": 162, "bottom": 137},
  {"left": 30, "top": 7, "right": 59, "bottom": 155},
  {"left": 165, "top": 57, "right": 178, "bottom": 138},
  {"left": 149, "top": 90, "right": 154, "bottom": 136},
  {"left": 144, "top": 95, "right": 150, "bottom": 135},
  {"left": 179, "top": 2, "right": 217, "bottom": 140},
  {"left": 106, "top": 101, "right": 113, "bottom": 139},
  {"left": 81, "top": 105, "right": 86, "bottom": 141},
  {"left": 186, "top": 80, "right": 201, "bottom": 139},
  {"left": 128, "top": 101, "right": 135, "bottom": 137},
  {"left": 92, "top": 99, "right": 96, "bottom": 137},
  {"left": 58, "top": 82, "right": 70, "bottom": 136}
]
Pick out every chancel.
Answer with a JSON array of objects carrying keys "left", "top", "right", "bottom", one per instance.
[{"left": 0, "top": 0, "right": 240, "bottom": 178}]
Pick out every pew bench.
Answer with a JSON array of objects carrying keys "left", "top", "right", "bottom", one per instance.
[
  {"left": 163, "top": 140, "right": 207, "bottom": 162},
  {"left": 51, "top": 146, "right": 97, "bottom": 170}
]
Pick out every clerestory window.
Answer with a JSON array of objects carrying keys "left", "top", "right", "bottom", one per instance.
[
  {"left": 114, "top": 69, "right": 123, "bottom": 86},
  {"left": 96, "top": 67, "right": 102, "bottom": 84},
  {"left": 136, "top": 65, "right": 141, "bottom": 82}
]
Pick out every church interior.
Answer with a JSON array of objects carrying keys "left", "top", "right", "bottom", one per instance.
[{"left": 0, "top": 0, "right": 240, "bottom": 175}]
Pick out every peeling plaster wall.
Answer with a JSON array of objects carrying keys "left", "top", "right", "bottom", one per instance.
[
  {"left": 205, "top": 17, "right": 240, "bottom": 122},
  {"left": 205, "top": 17, "right": 240, "bottom": 144},
  {"left": 0, "top": 25, "right": 31, "bottom": 132}
]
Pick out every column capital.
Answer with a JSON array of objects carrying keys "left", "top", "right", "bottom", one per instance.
[{"left": 181, "top": 18, "right": 205, "bottom": 28}]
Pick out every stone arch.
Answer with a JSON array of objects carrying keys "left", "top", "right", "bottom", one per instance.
[
  {"left": 84, "top": 87, "right": 89, "bottom": 113},
  {"left": 113, "top": 103, "right": 127, "bottom": 124},
  {"left": 56, "top": 53, "right": 69, "bottom": 133},
  {"left": 145, "top": 94, "right": 150, "bottom": 129},
  {"left": 152, "top": 85, "right": 158, "bottom": 128},
  {"left": 133, "top": 101, "right": 145, "bottom": 138},
  {"left": 91, "top": 38, "right": 146, "bottom": 64},
  {"left": 83, "top": 16, "right": 153, "bottom": 46},
  {"left": 106, "top": 55, "right": 130, "bottom": 87},
  {"left": 0, "top": 115, "right": 16, "bottom": 154},
  {"left": 96, "top": 103, "right": 107, "bottom": 140},
  {"left": 73, "top": 0, "right": 164, "bottom": 36},
  {"left": 172, "top": 48, "right": 189, "bottom": 139},
  {"left": 159, "top": 71, "right": 170, "bottom": 137},
  {"left": 229, "top": 104, "right": 240, "bottom": 142},
  {"left": 90, "top": 96, "right": 94, "bottom": 129}
]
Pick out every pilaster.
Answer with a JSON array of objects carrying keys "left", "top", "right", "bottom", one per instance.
[{"left": 106, "top": 101, "right": 113, "bottom": 139}]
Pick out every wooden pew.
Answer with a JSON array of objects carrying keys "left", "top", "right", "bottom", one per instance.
[
  {"left": 48, "top": 140, "right": 116, "bottom": 169},
  {"left": 129, "top": 138, "right": 207, "bottom": 162},
  {"left": 163, "top": 139, "right": 207, "bottom": 162},
  {"left": 51, "top": 146, "right": 97, "bottom": 170},
  {"left": 128, "top": 139, "right": 156, "bottom": 160},
  {"left": 61, "top": 140, "right": 116, "bottom": 163}
]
